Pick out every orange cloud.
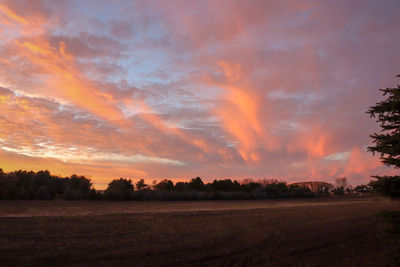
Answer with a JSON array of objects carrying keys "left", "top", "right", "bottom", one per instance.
[
  {"left": 214, "top": 60, "right": 282, "bottom": 163},
  {"left": 14, "top": 38, "right": 123, "bottom": 122},
  {"left": 344, "top": 147, "right": 381, "bottom": 176},
  {"left": 217, "top": 61, "right": 243, "bottom": 83},
  {"left": 287, "top": 126, "right": 331, "bottom": 159},
  {"left": 0, "top": 3, "right": 29, "bottom": 26},
  {"left": 215, "top": 61, "right": 262, "bottom": 162}
]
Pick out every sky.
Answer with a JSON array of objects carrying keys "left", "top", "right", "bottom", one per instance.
[{"left": 0, "top": 0, "right": 399, "bottom": 189}]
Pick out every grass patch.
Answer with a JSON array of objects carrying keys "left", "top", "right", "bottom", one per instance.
[{"left": 380, "top": 209, "right": 400, "bottom": 265}]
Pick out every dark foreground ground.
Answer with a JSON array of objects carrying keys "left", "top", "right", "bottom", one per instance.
[{"left": 0, "top": 197, "right": 399, "bottom": 266}]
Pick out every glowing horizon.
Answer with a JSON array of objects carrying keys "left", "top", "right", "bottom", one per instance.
[{"left": 0, "top": 0, "right": 399, "bottom": 189}]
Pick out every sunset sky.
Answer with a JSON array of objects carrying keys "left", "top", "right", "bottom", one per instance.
[{"left": 0, "top": 0, "right": 399, "bottom": 189}]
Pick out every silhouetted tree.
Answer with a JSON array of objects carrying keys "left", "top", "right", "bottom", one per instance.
[
  {"left": 33, "top": 170, "right": 57, "bottom": 199},
  {"left": 89, "top": 189, "right": 102, "bottom": 200},
  {"left": 333, "top": 177, "right": 348, "bottom": 195},
  {"left": 64, "top": 174, "right": 92, "bottom": 200},
  {"left": 105, "top": 178, "right": 134, "bottom": 200},
  {"left": 332, "top": 186, "right": 345, "bottom": 195},
  {"left": 35, "top": 185, "right": 50, "bottom": 200},
  {"left": 335, "top": 177, "right": 348, "bottom": 189},
  {"left": 55, "top": 177, "right": 70, "bottom": 197},
  {"left": 63, "top": 186, "right": 79, "bottom": 200},
  {"left": 241, "top": 181, "right": 262, "bottom": 193},
  {"left": 14, "top": 170, "right": 34, "bottom": 199},
  {"left": 369, "top": 175, "right": 400, "bottom": 198},
  {"left": 189, "top": 177, "right": 204, "bottom": 191},
  {"left": 367, "top": 75, "right": 400, "bottom": 196},
  {"left": 265, "top": 182, "right": 289, "bottom": 198},
  {"left": 0, "top": 169, "right": 319, "bottom": 201},
  {"left": 211, "top": 179, "right": 241, "bottom": 192},
  {"left": 174, "top": 182, "right": 189, "bottom": 192},
  {"left": 288, "top": 184, "right": 314, "bottom": 198},
  {"left": 135, "top": 179, "right": 148, "bottom": 191},
  {"left": 0, "top": 174, "right": 17, "bottom": 199},
  {"left": 154, "top": 179, "right": 174, "bottom": 191}
]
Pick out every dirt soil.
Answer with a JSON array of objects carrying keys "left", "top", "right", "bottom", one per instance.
[{"left": 0, "top": 197, "right": 398, "bottom": 266}]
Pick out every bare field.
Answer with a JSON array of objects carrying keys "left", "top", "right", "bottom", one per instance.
[{"left": 0, "top": 197, "right": 398, "bottom": 266}]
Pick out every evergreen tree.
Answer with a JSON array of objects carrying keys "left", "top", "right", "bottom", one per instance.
[
  {"left": 367, "top": 75, "right": 400, "bottom": 196},
  {"left": 367, "top": 75, "right": 400, "bottom": 167}
]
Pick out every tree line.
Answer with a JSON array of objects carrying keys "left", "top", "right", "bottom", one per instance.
[
  {"left": 0, "top": 169, "right": 329, "bottom": 201},
  {"left": 104, "top": 177, "right": 317, "bottom": 201},
  {"left": 0, "top": 169, "right": 97, "bottom": 200}
]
